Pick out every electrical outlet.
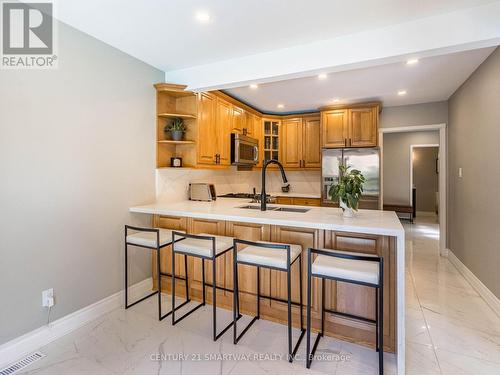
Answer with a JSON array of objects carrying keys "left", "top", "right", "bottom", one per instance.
[
  {"left": 458, "top": 167, "right": 463, "bottom": 178},
  {"left": 42, "top": 288, "right": 54, "bottom": 307}
]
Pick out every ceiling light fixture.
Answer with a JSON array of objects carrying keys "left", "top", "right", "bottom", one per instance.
[
  {"left": 406, "top": 58, "right": 419, "bottom": 65},
  {"left": 318, "top": 73, "right": 327, "bottom": 80},
  {"left": 277, "top": 104, "right": 285, "bottom": 109},
  {"left": 398, "top": 90, "right": 407, "bottom": 96},
  {"left": 249, "top": 84, "right": 258, "bottom": 89},
  {"left": 332, "top": 98, "right": 340, "bottom": 103},
  {"left": 195, "top": 11, "right": 211, "bottom": 23}
]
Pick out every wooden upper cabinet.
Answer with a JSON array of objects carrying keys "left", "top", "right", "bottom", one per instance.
[
  {"left": 215, "top": 98, "right": 232, "bottom": 166},
  {"left": 303, "top": 116, "right": 321, "bottom": 168},
  {"left": 321, "top": 109, "right": 348, "bottom": 148},
  {"left": 349, "top": 107, "right": 378, "bottom": 147},
  {"left": 253, "top": 116, "right": 263, "bottom": 167},
  {"left": 279, "top": 115, "right": 321, "bottom": 169},
  {"left": 231, "top": 106, "right": 244, "bottom": 133},
  {"left": 321, "top": 104, "right": 380, "bottom": 148},
  {"left": 281, "top": 118, "right": 303, "bottom": 168},
  {"left": 244, "top": 112, "right": 254, "bottom": 135},
  {"left": 197, "top": 92, "right": 217, "bottom": 165}
]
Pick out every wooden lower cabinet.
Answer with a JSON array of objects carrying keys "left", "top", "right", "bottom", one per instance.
[
  {"left": 152, "top": 215, "right": 396, "bottom": 352},
  {"left": 276, "top": 196, "right": 322, "bottom": 206}
]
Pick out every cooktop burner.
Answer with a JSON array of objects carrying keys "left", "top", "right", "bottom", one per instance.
[{"left": 218, "top": 193, "right": 255, "bottom": 199}]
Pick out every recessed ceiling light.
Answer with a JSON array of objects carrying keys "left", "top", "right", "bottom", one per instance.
[
  {"left": 249, "top": 84, "right": 258, "bottom": 89},
  {"left": 406, "top": 58, "right": 419, "bottom": 65},
  {"left": 195, "top": 11, "right": 211, "bottom": 23},
  {"left": 398, "top": 90, "right": 407, "bottom": 96},
  {"left": 318, "top": 73, "right": 327, "bottom": 80},
  {"left": 277, "top": 104, "right": 285, "bottom": 109}
]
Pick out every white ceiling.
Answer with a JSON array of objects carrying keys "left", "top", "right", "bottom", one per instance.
[
  {"left": 224, "top": 47, "right": 495, "bottom": 112},
  {"left": 56, "top": 0, "right": 496, "bottom": 72}
]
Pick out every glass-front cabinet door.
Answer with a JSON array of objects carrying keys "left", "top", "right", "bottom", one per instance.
[{"left": 263, "top": 119, "right": 280, "bottom": 162}]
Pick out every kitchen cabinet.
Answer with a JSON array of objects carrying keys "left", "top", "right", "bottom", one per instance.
[
  {"left": 197, "top": 92, "right": 218, "bottom": 165},
  {"left": 321, "top": 109, "right": 349, "bottom": 148},
  {"left": 280, "top": 115, "right": 321, "bottom": 169},
  {"left": 263, "top": 119, "right": 280, "bottom": 163},
  {"left": 276, "top": 196, "right": 321, "bottom": 206},
  {"left": 231, "top": 105, "right": 245, "bottom": 133},
  {"left": 215, "top": 98, "right": 231, "bottom": 166},
  {"left": 197, "top": 94, "right": 232, "bottom": 166},
  {"left": 349, "top": 106, "right": 378, "bottom": 147},
  {"left": 281, "top": 118, "right": 303, "bottom": 168},
  {"left": 303, "top": 116, "right": 321, "bottom": 167},
  {"left": 321, "top": 103, "right": 380, "bottom": 148}
]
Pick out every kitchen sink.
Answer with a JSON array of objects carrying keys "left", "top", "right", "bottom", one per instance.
[
  {"left": 238, "top": 205, "right": 278, "bottom": 210},
  {"left": 273, "top": 207, "right": 310, "bottom": 213},
  {"left": 237, "top": 205, "right": 310, "bottom": 213}
]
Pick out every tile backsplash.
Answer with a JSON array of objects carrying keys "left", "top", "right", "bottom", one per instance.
[{"left": 156, "top": 167, "right": 321, "bottom": 202}]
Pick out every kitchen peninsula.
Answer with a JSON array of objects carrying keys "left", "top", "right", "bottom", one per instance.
[{"left": 130, "top": 198, "right": 405, "bottom": 373}]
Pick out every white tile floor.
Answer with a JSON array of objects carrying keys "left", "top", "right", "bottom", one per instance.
[{"left": 13, "top": 217, "right": 500, "bottom": 374}]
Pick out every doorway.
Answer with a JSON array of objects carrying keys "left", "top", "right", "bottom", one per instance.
[
  {"left": 379, "top": 123, "right": 447, "bottom": 256},
  {"left": 410, "top": 145, "right": 439, "bottom": 221}
]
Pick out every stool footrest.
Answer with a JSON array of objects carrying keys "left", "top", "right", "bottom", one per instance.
[
  {"left": 125, "top": 290, "right": 157, "bottom": 309},
  {"left": 159, "top": 298, "right": 191, "bottom": 321},
  {"left": 172, "top": 299, "right": 204, "bottom": 325},
  {"left": 234, "top": 316, "right": 259, "bottom": 344},
  {"left": 323, "top": 308, "right": 377, "bottom": 324}
]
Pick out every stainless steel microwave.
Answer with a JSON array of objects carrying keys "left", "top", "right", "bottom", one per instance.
[{"left": 230, "top": 133, "right": 259, "bottom": 166}]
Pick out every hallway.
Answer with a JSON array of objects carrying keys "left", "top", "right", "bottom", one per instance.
[{"left": 405, "top": 217, "right": 500, "bottom": 374}]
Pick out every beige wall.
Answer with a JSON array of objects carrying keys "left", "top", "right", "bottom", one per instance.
[
  {"left": 413, "top": 147, "right": 439, "bottom": 212},
  {"left": 0, "top": 22, "right": 163, "bottom": 344},
  {"left": 383, "top": 131, "right": 439, "bottom": 205},
  {"left": 380, "top": 101, "right": 448, "bottom": 128},
  {"left": 448, "top": 47, "right": 500, "bottom": 298}
]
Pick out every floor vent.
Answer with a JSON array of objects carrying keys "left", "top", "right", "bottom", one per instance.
[{"left": 0, "top": 352, "right": 46, "bottom": 375}]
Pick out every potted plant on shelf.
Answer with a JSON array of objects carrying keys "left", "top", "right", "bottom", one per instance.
[
  {"left": 165, "top": 118, "right": 186, "bottom": 141},
  {"left": 329, "top": 165, "right": 365, "bottom": 218}
]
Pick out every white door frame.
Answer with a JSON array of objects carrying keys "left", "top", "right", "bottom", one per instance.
[{"left": 379, "top": 123, "right": 447, "bottom": 256}]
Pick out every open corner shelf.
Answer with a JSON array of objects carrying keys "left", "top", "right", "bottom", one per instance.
[
  {"left": 157, "top": 140, "right": 196, "bottom": 145},
  {"left": 157, "top": 112, "right": 197, "bottom": 119}
]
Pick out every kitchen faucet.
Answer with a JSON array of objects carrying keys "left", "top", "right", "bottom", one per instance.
[{"left": 261, "top": 159, "right": 288, "bottom": 211}]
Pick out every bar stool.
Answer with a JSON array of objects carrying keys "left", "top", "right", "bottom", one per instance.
[
  {"left": 306, "top": 248, "right": 384, "bottom": 374},
  {"left": 171, "top": 231, "right": 237, "bottom": 341},
  {"left": 232, "top": 239, "right": 305, "bottom": 363},
  {"left": 124, "top": 226, "right": 189, "bottom": 321}
]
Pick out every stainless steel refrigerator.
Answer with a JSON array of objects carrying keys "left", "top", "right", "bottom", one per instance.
[{"left": 322, "top": 148, "right": 380, "bottom": 209}]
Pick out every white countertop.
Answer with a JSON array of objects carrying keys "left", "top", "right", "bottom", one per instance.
[{"left": 129, "top": 198, "right": 403, "bottom": 238}]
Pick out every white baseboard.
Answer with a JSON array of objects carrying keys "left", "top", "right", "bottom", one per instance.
[
  {"left": 0, "top": 277, "right": 153, "bottom": 368},
  {"left": 447, "top": 249, "right": 500, "bottom": 317}
]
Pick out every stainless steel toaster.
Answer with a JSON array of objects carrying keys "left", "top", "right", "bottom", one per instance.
[{"left": 189, "top": 183, "right": 217, "bottom": 201}]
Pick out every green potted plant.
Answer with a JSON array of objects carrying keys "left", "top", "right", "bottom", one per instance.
[
  {"left": 165, "top": 118, "right": 186, "bottom": 141},
  {"left": 329, "top": 165, "right": 366, "bottom": 218}
]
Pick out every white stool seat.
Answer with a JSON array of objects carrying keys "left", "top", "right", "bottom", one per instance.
[
  {"left": 126, "top": 228, "right": 183, "bottom": 248},
  {"left": 237, "top": 241, "right": 302, "bottom": 270},
  {"left": 312, "top": 250, "right": 379, "bottom": 285},
  {"left": 174, "top": 233, "right": 233, "bottom": 258}
]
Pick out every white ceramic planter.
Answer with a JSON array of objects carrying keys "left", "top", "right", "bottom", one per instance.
[{"left": 339, "top": 199, "right": 355, "bottom": 218}]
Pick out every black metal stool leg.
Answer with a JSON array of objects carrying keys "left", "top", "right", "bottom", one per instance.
[
  {"left": 213, "top": 256, "right": 217, "bottom": 341},
  {"left": 378, "top": 261, "right": 384, "bottom": 375},
  {"left": 233, "top": 249, "right": 239, "bottom": 345},
  {"left": 125, "top": 238, "right": 128, "bottom": 308},
  {"left": 287, "top": 260, "right": 292, "bottom": 362},
  {"left": 306, "top": 250, "right": 312, "bottom": 369},
  {"left": 376, "top": 288, "right": 379, "bottom": 352},
  {"left": 157, "top": 244, "right": 162, "bottom": 320},
  {"left": 299, "top": 256, "right": 304, "bottom": 329},
  {"left": 257, "top": 266, "right": 260, "bottom": 318},
  {"left": 202, "top": 258, "right": 206, "bottom": 305}
]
